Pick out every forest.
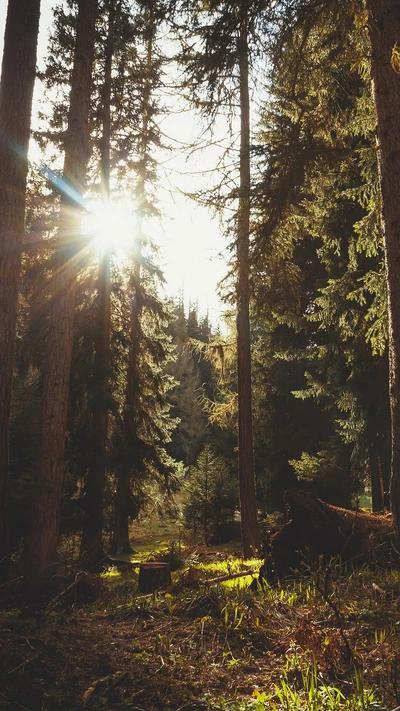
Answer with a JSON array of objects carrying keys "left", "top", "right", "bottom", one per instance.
[{"left": 1, "top": 0, "right": 400, "bottom": 709}]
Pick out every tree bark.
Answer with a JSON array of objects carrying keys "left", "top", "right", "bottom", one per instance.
[
  {"left": 110, "top": 27, "right": 154, "bottom": 555},
  {"left": 370, "top": 449, "right": 384, "bottom": 512},
  {"left": 236, "top": 18, "right": 260, "bottom": 559},
  {"left": 365, "top": 0, "right": 400, "bottom": 541},
  {"left": 25, "top": 0, "right": 98, "bottom": 594},
  {"left": 0, "top": 0, "right": 41, "bottom": 573},
  {"left": 80, "top": 0, "right": 114, "bottom": 568}
]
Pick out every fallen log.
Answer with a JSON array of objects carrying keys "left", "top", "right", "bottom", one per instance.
[{"left": 259, "top": 487, "right": 395, "bottom": 582}]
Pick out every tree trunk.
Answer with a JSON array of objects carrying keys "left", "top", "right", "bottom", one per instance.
[
  {"left": 25, "top": 0, "right": 98, "bottom": 594},
  {"left": 236, "top": 19, "right": 260, "bottom": 559},
  {"left": 370, "top": 449, "right": 384, "bottom": 512},
  {"left": 110, "top": 27, "right": 154, "bottom": 556},
  {"left": 365, "top": 0, "right": 400, "bottom": 541},
  {"left": 80, "top": 0, "right": 114, "bottom": 568},
  {"left": 0, "top": 0, "right": 41, "bottom": 575}
]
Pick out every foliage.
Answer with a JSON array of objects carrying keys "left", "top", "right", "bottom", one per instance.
[{"left": 183, "top": 444, "right": 237, "bottom": 542}]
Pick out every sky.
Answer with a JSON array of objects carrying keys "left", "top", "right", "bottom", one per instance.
[{"left": 0, "top": 1, "right": 230, "bottom": 327}]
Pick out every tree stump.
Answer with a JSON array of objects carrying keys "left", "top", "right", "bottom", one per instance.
[{"left": 138, "top": 562, "right": 171, "bottom": 593}]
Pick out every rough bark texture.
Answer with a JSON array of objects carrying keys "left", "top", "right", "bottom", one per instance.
[
  {"left": 80, "top": 1, "right": 114, "bottom": 568},
  {"left": 25, "top": 0, "right": 98, "bottom": 594},
  {"left": 365, "top": 0, "right": 400, "bottom": 540},
  {"left": 236, "top": 20, "right": 260, "bottom": 559},
  {"left": 0, "top": 0, "right": 41, "bottom": 571},
  {"left": 260, "top": 488, "right": 394, "bottom": 582}
]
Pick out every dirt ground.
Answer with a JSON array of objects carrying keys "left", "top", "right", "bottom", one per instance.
[{"left": 1, "top": 548, "right": 400, "bottom": 711}]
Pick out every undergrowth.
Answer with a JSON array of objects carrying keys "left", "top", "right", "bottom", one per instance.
[{"left": 1, "top": 555, "right": 399, "bottom": 710}]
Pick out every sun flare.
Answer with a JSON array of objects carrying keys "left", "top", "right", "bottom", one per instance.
[{"left": 85, "top": 202, "right": 136, "bottom": 256}]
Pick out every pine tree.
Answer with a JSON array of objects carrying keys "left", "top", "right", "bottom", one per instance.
[
  {"left": 80, "top": 0, "right": 115, "bottom": 567},
  {"left": 365, "top": 0, "right": 400, "bottom": 536},
  {"left": 110, "top": 0, "right": 180, "bottom": 553},
  {"left": 176, "top": 0, "right": 264, "bottom": 556},
  {"left": 25, "top": 0, "right": 98, "bottom": 593},
  {"left": 0, "top": 0, "right": 41, "bottom": 576}
]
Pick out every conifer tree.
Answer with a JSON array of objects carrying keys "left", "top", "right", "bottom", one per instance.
[
  {"left": 0, "top": 0, "right": 41, "bottom": 574},
  {"left": 365, "top": 0, "right": 400, "bottom": 535},
  {"left": 80, "top": 0, "right": 115, "bottom": 566},
  {"left": 110, "top": 0, "right": 180, "bottom": 553},
  {"left": 177, "top": 0, "right": 265, "bottom": 556},
  {"left": 251, "top": 0, "right": 390, "bottom": 510},
  {"left": 25, "top": 0, "right": 98, "bottom": 592}
]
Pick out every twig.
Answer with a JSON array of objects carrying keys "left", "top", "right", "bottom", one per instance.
[
  {"left": 8, "top": 654, "right": 39, "bottom": 676},
  {"left": 45, "top": 571, "right": 87, "bottom": 614},
  {"left": 0, "top": 691, "right": 33, "bottom": 711},
  {"left": 130, "top": 688, "right": 145, "bottom": 701},
  {"left": 104, "top": 672, "right": 130, "bottom": 697}
]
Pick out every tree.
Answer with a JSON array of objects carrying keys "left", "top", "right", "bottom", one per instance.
[
  {"left": 183, "top": 443, "right": 236, "bottom": 543},
  {"left": 110, "top": 0, "right": 180, "bottom": 553},
  {"left": 177, "top": 0, "right": 263, "bottom": 557},
  {"left": 236, "top": 13, "right": 259, "bottom": 557},
  {"left": 0, "top": 0, "right": 41, "bottom": 575},
  {"left": 25, "top": 0, "right": 98, "bottom": 593},
  {"left": 80, "top": 0, "right": 115, "bottom": 568},
  {"left": 249, "top": 0, "right": 391, "bottom": 513},
  {"left": 365, "top": 0, "right": 400, "bottom": 536}
]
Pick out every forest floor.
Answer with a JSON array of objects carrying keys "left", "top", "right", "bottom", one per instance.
[{"left": 1, "top": 533, "right": 400, "bottom": 711}]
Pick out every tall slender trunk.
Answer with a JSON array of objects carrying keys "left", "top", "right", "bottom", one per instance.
[
  {"left": 0, "top": 0, "right": 41, "bottom": 576},
  {"left": 236, "top": 19, "right": 260, "bottom": 559},
  {"left": 25, "top": 0, "right": 98, "bottom": 593},
  {"left": 365, "top": 0, "right": 400, "bottom": 538},
  {"left": 110, "top": 237, "right": 141, "bottom": 553},
  {"left": 80, "top": 0, "right": 114, "bottom": 567},
  {"left": 111, "top": 29, "right": 153, "bottom": 554}
]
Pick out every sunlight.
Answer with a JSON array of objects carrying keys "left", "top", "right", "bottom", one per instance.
[{"left": 85, "top": 202, "right": 136, "bottom": 256}]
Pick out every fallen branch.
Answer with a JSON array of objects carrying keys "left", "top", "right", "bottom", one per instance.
[
  {"left": 45, "top": 572, "right": 87, "bottom": 614},
  {"left": 8, "top": 654, "right": 40, "bottom": 676},
  {"left": 204, "top": 569, "right": 257, "bottom": 585},
  {"left": 0, "top": 691, "right": 33, "bottom": 711}
]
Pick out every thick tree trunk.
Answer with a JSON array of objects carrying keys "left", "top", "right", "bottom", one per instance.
[
  {"left": 25, "top": 0, "right": 98, "bottom": 594},
  {"left": 0, "top": 0, "right": 41, "bottom": 574},
  {"left": 80, "top": 1, "right": 114, "bottom": 568},
  {"left": 365, "top": 1, "right": 400, "bottom": 541},
  {"left": 236, "top": 20, "right": 260, "bottom": 559}
]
